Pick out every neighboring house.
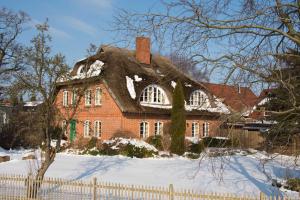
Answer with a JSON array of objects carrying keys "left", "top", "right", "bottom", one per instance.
[
  {"left": 202, "top": 82, "right": 258, "bottom": 117},
  {"left": 55, "top": 37, "right": 230, "bottom": 141}
]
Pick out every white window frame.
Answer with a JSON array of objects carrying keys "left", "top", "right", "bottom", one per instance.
[
  {"left": 63, "top": 90, "right": 68, "bottom": 107},
  {"left": 83, "top": 120, "right": 90, "bottom": 137},
  {"left": 140, "top": 85, "right": 168, "bottom": 105},
  {"left": 62, "top": 120, "right": 67, "bottom": 135},
  {"left": 94, "top": 120, "right": 101, "bottom": 137},
  {"left": 70, "top": 90, "right": 77, "bottom": 106},
  {"left": 192, "top": 122, "right": 199, "bottom": 137},
  {"left": 154, "top": 121, "right": 163, "bottom": 135},
  {"left": 189, "top": 90, "right": 207, "bottom": 107},
  {"left": 95, "top": 88, "right": 102, "bottom": 106},
  {"left": 85, "top": 89, "right": 92, "bottom": 106},
  {"left": 203, "top": 122, "right": 209, "bottom": 137},
  {"left": 140, "top": 121, "right": 149, "bottom": 139}
]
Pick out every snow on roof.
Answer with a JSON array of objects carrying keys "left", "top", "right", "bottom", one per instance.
[
  {"left": 184, "top": 82, "right": 192, "bottom": 87},
  {"left": 185, "top": 96, "right": 230, "bottom": 114},
  {"left": 57, "top": 60, "right": 104, "bottom": 83},
  {"left": 134, "top": 75, "right": 142, "bottom": 82},
  {"left": 24, "top": 101, "right": 43, "bottom": 107},
  {"left": 258, "top": 98, "right": 269, "bottom": 106},
  {"left": 126, "top": 76, "right": 136, "bottom": 99},
  {"left": 171, "top": 81, "right": 177, "bottom": 88}
]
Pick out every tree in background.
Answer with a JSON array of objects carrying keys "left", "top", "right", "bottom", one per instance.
[
  {"left": 170, "top": 80, "right": 186, "bottom": 155},
  {"left": 266, "top": 49, "right": 300, "bottom": 148},
  {"left": 0, "top": 7, "right": 29, "bottom": 96},
  {"left": 168, "top": 52, "right": 209, "bottom": 82}
]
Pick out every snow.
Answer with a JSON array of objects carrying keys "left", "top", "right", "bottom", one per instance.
[
  {"left": 184, "top": 82, "right": 192, "bottom": 87},
  {"left": 88, "top": 60, "right": 104, "bottom": 76},
  {"left": 0, "top": 149, "right": 299, "bottom": 197},
  {"left": 24, "top": 101, "right": 43, "bottom": 107},
  {"left": 57, "top": 60, "right": 104, "bottom": 82},
  {"left": 258, "top": 98, "right": 269, "bottom": 106},
  {"left": 140, "top": 103, "right": 172, "bottom": 109},
  {"left": 134, "top": 75, "right": 142, "bottom": 82},
  {"left": 126, "top": 76, "right": 136, "bottom": 99},
  {"left": 103, "top": 138, "right": 158, "bottom": 152},
  {"left": 171, "top": 81, "right": 177, "bottom": 88},
  {"left": 185, "top": 96, "right": 230, "bottom": 114},
  {"left": 50, "top": 140, "right": 68, "bottom": 148},
  {"left": 185, "top": 137, "right": 200, "bottom": 144}
]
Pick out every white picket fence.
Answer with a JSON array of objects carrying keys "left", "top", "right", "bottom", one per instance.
[{"left": 0, "top": 174, "right": 296, "bottom": 200}]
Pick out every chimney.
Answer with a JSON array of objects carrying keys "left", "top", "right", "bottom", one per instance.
[{"left": 136, "top": 37, "right": 151, "bottom": 64}]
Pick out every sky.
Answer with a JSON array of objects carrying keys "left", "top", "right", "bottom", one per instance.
[{"left": 1, "top": 0, "right": 161, "bottom": 67}]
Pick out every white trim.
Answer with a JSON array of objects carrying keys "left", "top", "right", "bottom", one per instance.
[
  {"left": 63, "top": 90, "right": 68, "bottom": 107},
  {"left": 95, "top": 87, "right": 102, "bottom": 106},
  {"left": 189, "top": 90, "right": 208, "bottom": 107},
  {"left": 203, "top": 122, "right": 209, "bottom": 137},
  {"left": 94, "top": 120, "right": 101, "bottom": 137},
  {"left": 83, "top": 120, "right": 90, "bottom": 137},
  {"left": 85, "top": 89, "right": 92, "bottom": 106},
  {"left": 191, "top": 122, "right": 199, "bottom": 137},
  {"left": 154, "top": 121, "right": 163, "bottom": 135},
  {"left": 140, "top": 121, "right": 149, "bottom": 139},
  {"left": 140, "top": 84, "right": 170, "bottom": 105}
]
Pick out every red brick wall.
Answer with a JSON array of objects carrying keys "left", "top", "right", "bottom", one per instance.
[{"left": 55, "top": 82, "right": 222, "bottom": 141}]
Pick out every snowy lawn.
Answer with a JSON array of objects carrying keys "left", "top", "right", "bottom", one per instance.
[{"left": 0, "top": 147, "right": 299, "bottom": 198}]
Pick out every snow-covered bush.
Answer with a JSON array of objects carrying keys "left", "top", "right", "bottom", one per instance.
[
  {"left": 146, "top": 135, "right": 164, "bottom": 151},
  {"left": 285, "top": 178, "right": 300, "bottom": 192},
  {"left": 102, "top": 138, "right": 158, "bottom": 158}
]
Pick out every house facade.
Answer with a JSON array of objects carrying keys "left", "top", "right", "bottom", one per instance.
[{"left": 55, "top": 37, "right": 231, "bottom": 141}]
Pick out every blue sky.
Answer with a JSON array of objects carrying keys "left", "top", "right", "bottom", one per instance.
[{"left": 2, "top": 0, "right": 161, "bottom": 66}]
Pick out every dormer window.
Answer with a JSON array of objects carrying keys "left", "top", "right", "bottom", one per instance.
[
  {"left": 189, "top": 90, "right": 208, "bottom": 107},
  {"left": 140, "top": 85, "right": 169, "bottom": 105}
]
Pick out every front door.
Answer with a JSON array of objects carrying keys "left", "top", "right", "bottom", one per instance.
[{"left": 70, "top": 119, "right": 76, "bottom": 142}]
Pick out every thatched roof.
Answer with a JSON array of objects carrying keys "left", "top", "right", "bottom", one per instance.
[{"left": 58, "top": 45, "right": 227, "bottom": 117}]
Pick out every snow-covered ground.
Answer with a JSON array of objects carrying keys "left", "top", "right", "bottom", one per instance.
[{"left": 0, "top": 147, "right": 299, "bottom": 198}]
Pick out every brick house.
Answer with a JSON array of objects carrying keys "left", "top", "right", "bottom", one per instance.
[{"left": 55, "top": 37, "right": 231, "bottom": 141}]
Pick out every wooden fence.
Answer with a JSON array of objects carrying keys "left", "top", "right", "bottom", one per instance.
[{"left": 0, "top": 174, "right": 296, "bottom": 200}]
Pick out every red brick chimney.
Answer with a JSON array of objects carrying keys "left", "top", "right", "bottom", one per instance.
[{"left": 136, "top": 37, "right": 150, "bottom": 64}]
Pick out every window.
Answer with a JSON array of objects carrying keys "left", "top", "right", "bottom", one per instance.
[
  {"left": 189, "top": 90, "right": 207, "bottom": 106},
  {"left": 140, "top": 85, "right": 168, "bottom": 104},
  {"left": 83, "top": 120, "right": 90, "bottom": 137},
  {"left": 94, "top": 121, "right": 101, "bottom": 137},
  {"left": 71, "top": 90, "right": 77, "bottom": 106},
  {"left": 62, "top": 120, "right": 67, "bottom": 135},
  {"left": 95, "top": 88, "right": 102, "bottom": 106},
  {"left": 85, "top": 90, "right": 92, "bottom": 106},
  {"left": 63, "top": 90, "right": 68, "bottom": 107},
  {"left": 203, "top": 122, "right": 209, "bottom": 137},
  {"left": 154, "top": 121, "right": 163, "bottom": 135},
  {"left": 140, "top": 121, "right": 149, "bottom": 138},
  {"left": 192, "top": 122, "right": 199, "bottom": 137}
]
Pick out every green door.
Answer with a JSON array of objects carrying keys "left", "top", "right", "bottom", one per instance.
[{"left": 70, "top": 119, "right": 76, "bottom": 142}]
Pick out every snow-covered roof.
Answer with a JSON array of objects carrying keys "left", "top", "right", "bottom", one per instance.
[{"left": 24, "top": 101, "right": 43, "bottom": 107}]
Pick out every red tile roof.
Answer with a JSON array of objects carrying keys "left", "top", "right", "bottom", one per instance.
[{"left": 202, "top": 82, "right": 258, "bottom": 113}]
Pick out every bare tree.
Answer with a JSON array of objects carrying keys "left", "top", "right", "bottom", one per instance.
[
  {"left": 15, "top": 22, "right": 69, "bottom": 183},
  {"left": 0, "top": 7, "right": 29, "bottom": 80},
  {"left": 168, "top": 52, "right": 209, "bottom": 81}
]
